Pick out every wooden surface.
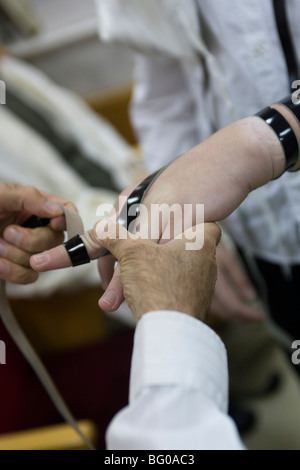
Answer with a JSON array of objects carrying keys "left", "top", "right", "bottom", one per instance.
[
  {"left": 8, "top": 286, "right": 124, "bottom": 355},
  {"left": 85, "top": 83, "right": 137, "bottom": 145},
  {"left": 0, "top": 420, "right": 98, "bottom": 450}
]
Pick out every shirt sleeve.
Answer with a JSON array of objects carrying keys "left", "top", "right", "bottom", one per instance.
[{"left": 106, "top": 310, "right": 246, "bottom": 450}]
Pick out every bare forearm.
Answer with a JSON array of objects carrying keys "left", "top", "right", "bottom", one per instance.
[{"left": 144, "top": 114, "right": 291, "bottom": 222}]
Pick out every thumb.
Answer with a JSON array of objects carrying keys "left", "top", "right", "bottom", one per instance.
[
  {"left": 30, "top": 219, "right": 132, "bottom": 272},
  {"left": 204, "top": 223, "right": 222, "bottom": 246},
  {"left": 94, "top": 220, "right": 134, "bottom": 262}
]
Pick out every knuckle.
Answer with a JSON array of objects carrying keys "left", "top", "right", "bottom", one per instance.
[
  {"left": 44, "top": 231, "right": 64, "bottom": 250},
  {"left": 20, "top": 267, "right": 38, "bottom": 284},
  {"left": 123, "top": 240, "right": 148, "bottom": 262},
  {"left": 20, "top": 270, "right": 38, "bottom": 285},
  {"left": 14, "top": 251, "right": 31, "bottom": 268},
  {"left": 11, "top": 266, "right": 37, "bottom": 285},
  {"left": 25, "top": 185, "right": 41, "bottom": 200},
  {"left": 22, "top": 227, "right": 63, "bottom": 253},
  {"left": 20, "top": 229, "right": 37, "bottom": 252}
]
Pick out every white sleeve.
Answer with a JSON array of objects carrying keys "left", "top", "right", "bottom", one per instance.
[
  {"left": 106, "top": 311, "right": 245, "bottom": 450},
  {"left": 130, "top": 53, "right": 201, "bottom": 173}
]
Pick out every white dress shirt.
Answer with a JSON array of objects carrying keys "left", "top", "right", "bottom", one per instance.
[
  {"left": 106, "top": 311, "right": 245, "bottom": 450},
  {"left": 96, "top": 0, "right": 300, "bottom": 267}
]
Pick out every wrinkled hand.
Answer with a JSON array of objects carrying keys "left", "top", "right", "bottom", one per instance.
[
  {"left": 31, "top": 221, "right": 220, "bottom": 322},
  {"left": 97, "top": 116, "right": 285, "bottom": 311},
  {"left": 209, "top": 242, "right": 264, "bottom": 322},
  {"left": 30, "top": 115, "right": 285, "bottom": 309},
  {"left": 100, "top": 222, "right": 221, "bottom": 321},
  {"left": 0, "top": 183, "right": 76, "bottom": 284}
]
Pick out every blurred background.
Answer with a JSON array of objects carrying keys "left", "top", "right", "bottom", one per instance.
[
  {"left": 1, "top": 0, "right": 300, "bottom": 453},
  {"left": 0, "top": 0, "right": 143, "bottom": 451},
  {"left": 1, "top": 0, "right": 132, "bottom": 93}
]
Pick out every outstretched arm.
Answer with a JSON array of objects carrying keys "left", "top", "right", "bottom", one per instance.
[{"left": 30, "top": 97, "right": 300, "bottom": 310}]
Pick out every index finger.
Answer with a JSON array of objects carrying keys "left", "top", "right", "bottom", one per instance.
[
  {"left": 5, "top": 184, "right": 61, "bottom": 216},
  {"left": 30, "top": 243, "right": 72, "bottom": 271}
]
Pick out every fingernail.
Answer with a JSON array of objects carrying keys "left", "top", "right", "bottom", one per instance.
[
  {"left": 100, "top": 290, "right": 117, "bottom": 309},
  {"left": 0, "top": 261, "right": 9, "bottom": 274},
  {"left": 5, "top": 228, "right": 21, "bottom": 246},
  {"left": 45, "top": 200, "right": 62, "bottom": 216},
  {"left": 243, "top": 287, "right": 257, "bottom": 301},
  {"left": 32, "top": 252, "right": 50, "bottom": 267}
]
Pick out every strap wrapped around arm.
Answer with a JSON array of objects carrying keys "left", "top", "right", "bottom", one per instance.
[
  {"left": 256, "top": 105, "right": 299, "bottom": 170},
  {"left": 65, "top": 166, "right": 167, "bottom": 266}
]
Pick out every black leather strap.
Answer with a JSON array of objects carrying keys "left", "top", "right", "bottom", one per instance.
[
  {"left": 273, "top": 0, "right": 299, "bottom": 86},
  {"left": 117, "top": 168, "right": 163, "bottom": 229},
  {"left": 64, "top": 234, "right": 90, "bottom": 267},
  {"left": 22, "top": 215, "right": 50, "bottom": 228},
  {"left": 256, "top": 106, "right": 299, "bottom": 170},
  {"left": 65, "top": 167, "right": 166, "bottom": 265}
]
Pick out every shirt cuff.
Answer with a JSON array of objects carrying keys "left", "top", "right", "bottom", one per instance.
[{"left": 130, "top": 310, "right": 229, "bottom": 413}]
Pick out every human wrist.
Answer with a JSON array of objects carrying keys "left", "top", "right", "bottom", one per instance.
[
  {"left": 135, "top": 301, "right": 206, "bottom": 323},
  {"left": 142, "top": 114, "right": 287, "bottom": 224},
  {"left": 237, "top": 116, "right": 286, "bottom": 184}
]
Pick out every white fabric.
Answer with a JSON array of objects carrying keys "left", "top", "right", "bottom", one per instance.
[
  {"left": 0, "top": 56, "right": 138, "bottom": 314},
  {"left": 96, "top": 0, "right": 200, "bottom": 59},
  {"left": 106, "top": 310, "right": 245, "bottom": 450},
  {"left": 0, "top": 55, "right": 141, "bottom": 191},
  {"left": 96, "top": 0, "right": 300, "bottom": 266},
  {"left": 0, "top": 104, "right": 111, "bottom": 298}
]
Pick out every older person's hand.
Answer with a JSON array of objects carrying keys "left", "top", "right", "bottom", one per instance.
[
  {"left": 97, "top": 222, "right": 221, "bottom": 321},
  {"left": 31, "top": 219, "right": 220, "bottom": 322},
  {"left": 0, "top": 183, "right": 75, "bottom": 284},
  {"left": 30, "top": 111, "right": 292, "bottom": 312}
]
